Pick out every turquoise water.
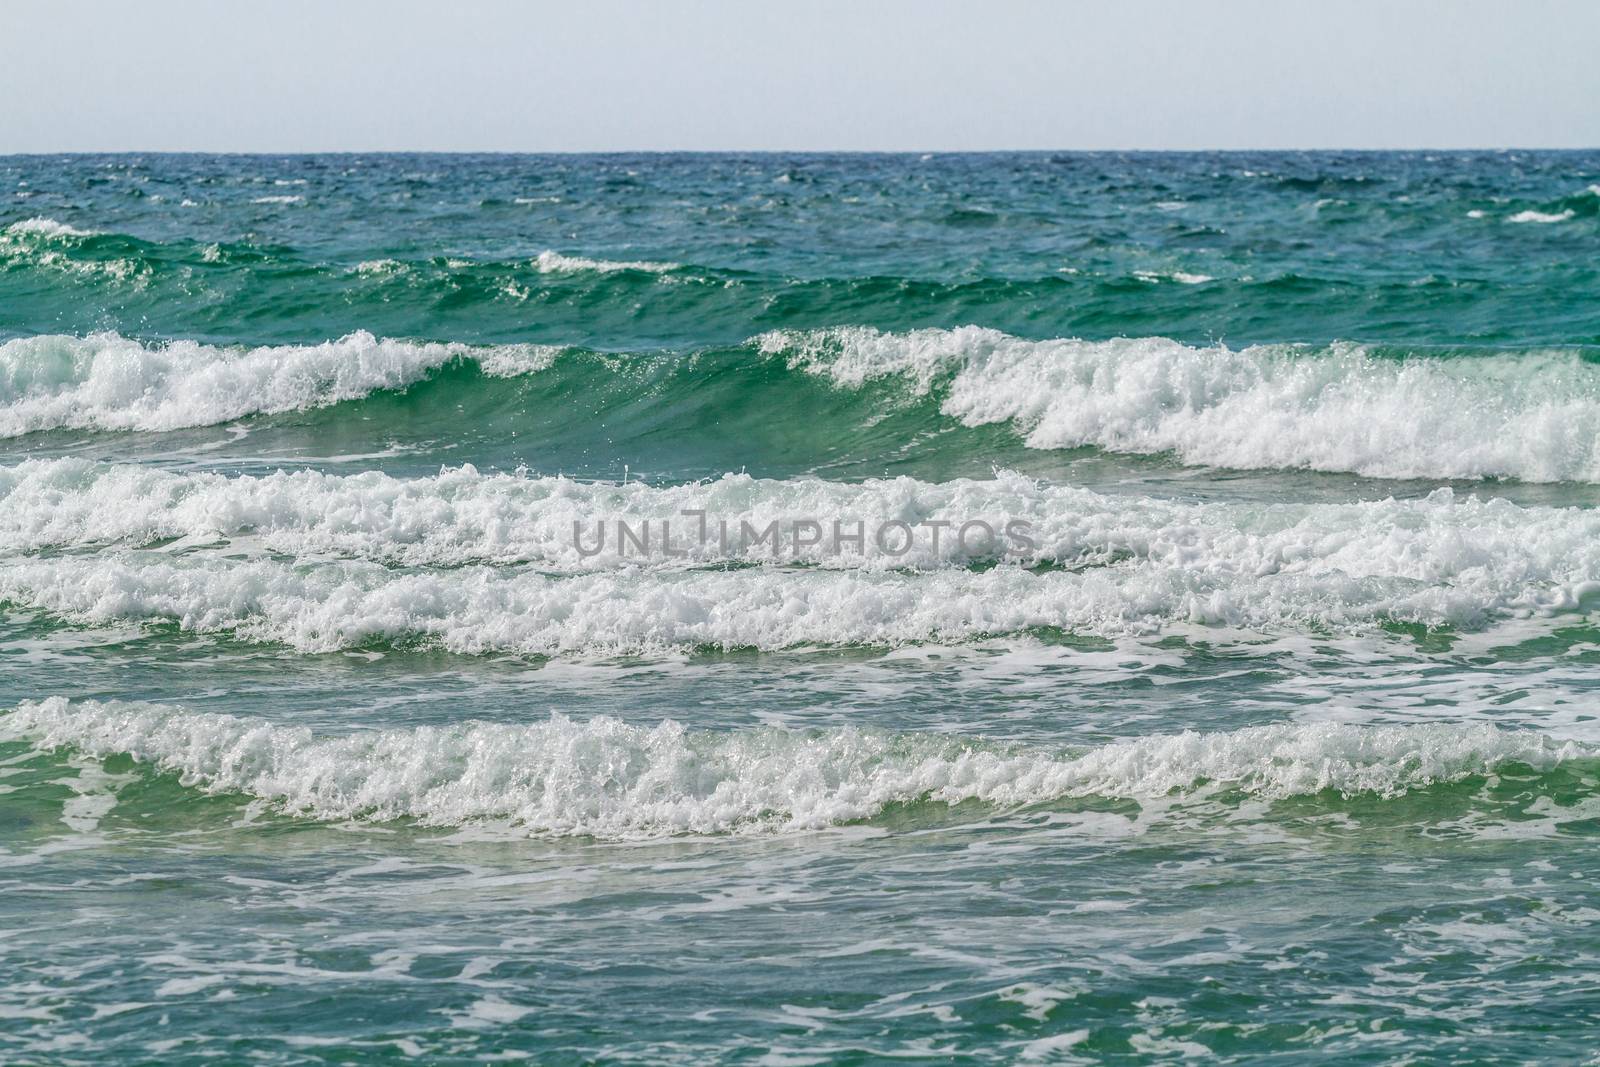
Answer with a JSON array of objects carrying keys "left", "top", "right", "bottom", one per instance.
[{"left": 3, "top": 152, "right": 1600, "bottom": 1063}]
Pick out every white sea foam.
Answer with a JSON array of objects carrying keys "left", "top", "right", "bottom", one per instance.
[
  {"left": 0, "top": 505, "right": 1595, "bottom": 653},
  {"left": 3, "top": 217, "right": 95, "bottom": 239},
  {"left": 3, "top": 699, "right": 1578, "bottom": 838},
  {"left": 4, "top": 459, "right": 1600, "bottom": 598},
  {"left": 1133, "top": 269, "right": 1214, "bottom": 284},
  {"left": 0, "top": 332, "right": 562, "bottom": 436},
  {"left": 534, "top": 250, "right": 678, "bottom": 274},
  {"left": 1507, "top": 209, "right": 1574, "bottom": 224},
  {"left": 765, "top": 326, "right": 1600, "bottom": 482},
  {"left": 3, "top": 461, "right": 1599, "bottom": 652},
  {"left": 250, "top": 194, "right": 304, "bottom": 205}
]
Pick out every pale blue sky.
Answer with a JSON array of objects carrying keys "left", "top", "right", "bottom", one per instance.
[{"left": 5, "top": 0, "right": 1597, "bottom": 152}]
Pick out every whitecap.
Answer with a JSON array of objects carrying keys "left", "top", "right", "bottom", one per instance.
[
  {"left": 0, "top": 517, "right": 1593, "bottom": 654},
  {"left": 763, "top": 326, "right": 1600, "bottom": 483},
  {"left": 3, "top": 216, "right": 94, "bottom": 239},
  {"left": 1507, "top": 208, "right": 1574, "bottom": 224},
  {"left": 3, "top": 699, "right": 1580, "bottom": 839},
  {"left": 533, "top": 250, "right": 678, "bottom": 274},
  {"left": 0, "top": 332, "right": 563, "bottom": 436},
  {"left": 1133, "top": 269, "right": 1213, "bottom": 284}
]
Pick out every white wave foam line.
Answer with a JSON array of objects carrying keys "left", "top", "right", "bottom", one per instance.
[
  {"left": 1133, "top": 269, "right": 1213, "bottom": 284},
  {"left": 6, "top": 460, "right": 1600, "bottom": 591},
  {"left": 0, "top": 332, "right": 562, "bottom": 436},
  {"left": 0, "top": 528, "right": 1595, "bottom": 654},
  {"left": 763, "top": 327, "right": 1600, "bottom": 483},
  {"left": 4, "top": 699, "right": 1580, "bottom": 837},
  {"left": 0, "top": 460, "right": 1064, "bottom": 567},
  {"left": 1507, "top": 209, "right": 1574, "bottom": 224},
  {"left": 2, "top": 216, "right": 95, "bottom": 239},
  {"left": 533, "top": 250, "right": 677, "bottom": 274}
]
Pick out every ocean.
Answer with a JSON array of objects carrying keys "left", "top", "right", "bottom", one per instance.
[{"left": 2, "top": 151, "right": 1599, "bottom": 1063}]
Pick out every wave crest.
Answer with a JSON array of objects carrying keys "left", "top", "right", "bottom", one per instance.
[
  {"left": 766, "top": 326, "right": 1600, "bottom": 482},
  {"left": 2, "top": 216, "right": 96, "bottom": 240},
  {"left": 3, "top": 699, "right": 1578, "bottom": 838},
  {"left": 1, "top": 529, "right": 1596, "bottom": 654},
  {"left": 533, "top": 250, "right": 678, "bottom": 274},
  {"left": 6, "top": 326, "right": 1600, "bottom": 483},
  {"left": 0, "top": 331, "right": 561, "bottom": 436}
]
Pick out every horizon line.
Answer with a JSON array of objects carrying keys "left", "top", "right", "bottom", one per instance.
[{"left": 3, "top": 145, "right": 1599, "bottom": 157}]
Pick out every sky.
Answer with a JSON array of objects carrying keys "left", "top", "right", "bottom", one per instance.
[{"left": 4, "top": 0, "right": 1598, "bottom": 153}]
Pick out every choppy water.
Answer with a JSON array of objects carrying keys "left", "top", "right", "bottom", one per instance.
[{"left": 4, "top": 152, "right": 1600, "bottom": 1063}]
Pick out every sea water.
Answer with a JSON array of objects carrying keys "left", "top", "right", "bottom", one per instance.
[{"left": 2, "top": 152, "right": 1600, "bottom": 1063}]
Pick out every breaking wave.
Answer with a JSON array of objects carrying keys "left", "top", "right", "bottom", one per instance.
[
  {"left": 2, "top": 458, "right": 1600, "bottom": 577},
  {"left": 769, "top": 327, "right": 1600, "bottom": 483},
  {"left": 0, "top": 331, "right": 562, "bottom": 436},
  {"left": 0, "top": 526, "right": 1595, "bottom": 654},
  {"left": 5, "top": 325, "right": 1600, "bottom": 483},
  {"left": 3, "top": 699, "right": 1583, "bottom": 838}
]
